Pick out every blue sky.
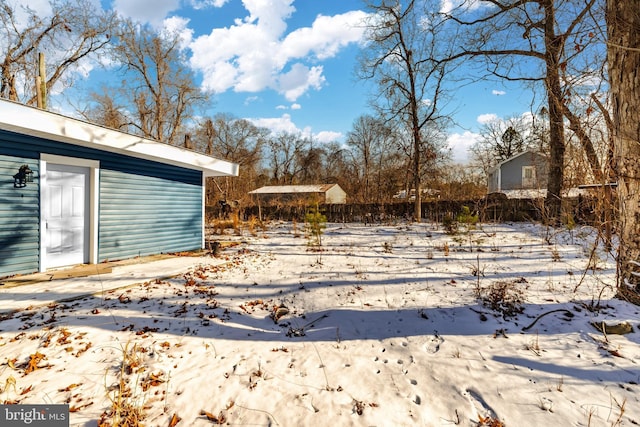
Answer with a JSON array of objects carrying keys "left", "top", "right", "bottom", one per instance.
[{"left": 64, "top": 0, "right": 539, "bottom": 164}]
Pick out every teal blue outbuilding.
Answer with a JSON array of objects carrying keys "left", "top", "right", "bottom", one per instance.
[
  {"left": 0, "top": 154, "right": 40, "bottom": 276},
  {"left": 0, "top": 100, "right": 238, "bottom": 278}
]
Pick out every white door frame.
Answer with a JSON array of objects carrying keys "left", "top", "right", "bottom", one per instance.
[{"left": 39, "top": 154, "right": 100, "bottom": 271}]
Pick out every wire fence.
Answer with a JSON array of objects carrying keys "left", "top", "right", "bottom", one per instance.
[{"left": 206, "top": 195, "right": 610, "bottom": 226}]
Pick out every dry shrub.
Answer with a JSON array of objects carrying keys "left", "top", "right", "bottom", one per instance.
[
  {"left": 247, "top": 215, "right": 258, "bottom": 236},
  {"left": 211, "top": 219, "right": 235, "bottom": 234},
  {"left": 232, "top": 212, "right": 240, "bottom": 231},
  {"left": 480, "top": 280, "right": 526, "bottom": 318}
]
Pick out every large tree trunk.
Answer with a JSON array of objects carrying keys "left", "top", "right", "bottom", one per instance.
[
  {"left": 543, "top": 0, "right": 565, "bottom": 221},
  {"left": 545, "top": 74, "right": 565, "bottom": 221},
  {"left": 607, "top": 2, "right": 640, "bottom": 294}
]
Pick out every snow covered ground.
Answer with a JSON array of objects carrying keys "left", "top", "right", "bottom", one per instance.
[{"left": 0, "top": 221, "right": 638, "bottom": 426}]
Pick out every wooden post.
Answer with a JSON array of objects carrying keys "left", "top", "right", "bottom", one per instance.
[
  {"left": 36, "top": 76, "right": 43, "bottom": 108},
  {"left": 38, "top": 52, "right": 47, "bottom": 109}
]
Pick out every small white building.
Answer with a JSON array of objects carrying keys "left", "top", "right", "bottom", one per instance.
[{"left": 249, "top": 184, "right": 347, "bottom": 205}]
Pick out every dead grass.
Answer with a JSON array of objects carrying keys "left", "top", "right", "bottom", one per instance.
[
  {"left": 98, "top": 342, "right": 147, "bottom": 427},
  {"left": 209, "top": 216, "right": 270, "bottom": 237}
]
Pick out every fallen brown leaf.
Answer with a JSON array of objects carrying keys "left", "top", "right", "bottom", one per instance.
[
  {"left": 168, "top": 413, "right": 181, "bottom": 427},
  {"left": 57, "top": 329, "right": 72, "bottom": 345},
  {"left": 141, "top": 372, "right": 165, "bottom": 391},
  {"left": 200, "top": 410, "right": 226, "bottom": 424},
  {"left": 69, "top": 401, "right": 93, "bottom": 412},
  {"left": 75, "top": 342, "right": 92, "bottom": 357},
  {"left": 58, "top": 383, "right": 82, "bottom": 392},
  {"left": 24, "top": 352, "right": 46, "bottom": 374}
]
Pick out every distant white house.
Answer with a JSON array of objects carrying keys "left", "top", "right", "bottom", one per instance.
[
  {"left": 392, "top": 188, "right": 440, "bottom": 201},
  {"left": 249, "top": 184, "right": 347, "bottom": 204},
  {"left": 487, "top": 150, "right": 548, "bottom": 194}
]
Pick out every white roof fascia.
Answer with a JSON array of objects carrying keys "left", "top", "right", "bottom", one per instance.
[{"left": 0, "top": 100, "right": 239, "bottom": 178}]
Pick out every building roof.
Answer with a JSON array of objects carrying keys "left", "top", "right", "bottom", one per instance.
[
  {"left": 0, "top": 99, "right": 239, "bottom": 178},
  {"left": 249, "top": 184, "right": 342, "bottom": 194}
]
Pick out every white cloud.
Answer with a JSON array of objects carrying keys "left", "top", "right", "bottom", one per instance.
[
  {"left": 248, "top": 113, "right": 301, "bottom": 135},
  {"left": 189, "top": 4, "right": 369, "bottom": 101},
  {"left": 280, "top": 11, "right": 369, "bottom": 61},
  {"left": 440, "top": 0, "right": 491, "bottom": 14},
  {"left": 162, "top": 16, "right": 194, "bottom": 47},
  {"left": 189, "top": 0, "right": 230, "bottom": 9},
  {"left": 290, "top": 103, "right": 301, "bottom": 110},
  {"left": 564, "top": 73, "right": 602, "bottom": 88},
  {"left": 315, "top": 130, "right": 343, "bottom": 143},
  {"left": 447, "top": 131, "right": 481, "bottom": 164},
  {"left": 440, "top": 0, "right": 456, "bottom": 14},
  {"left": 247, "top": 113, "right": 341, "bottom": 144},
  {"left": 11, "top": 0, "right": 52, "bottom": 29},
  {"left": 112, "top": 0, "right": 181, "bottom": 27},
  {"left": 278, "top": 64, "right": 325, "bottom": 101},
  {"left": 242, "top": 0, "right": 295, "bottom": 36},
  {"left": 112, "top": 0, "right": 231, "bottom": 26},
  {"left": 276, "top": 105, "right": 288, "bottom": 110},
  {"left": 477, "top": 113, "right": 498, "bottom": 124},
  {"left": 492, "top": 89, "right": 506, "bottom": 96}
]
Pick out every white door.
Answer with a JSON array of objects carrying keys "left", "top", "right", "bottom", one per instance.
[{"left": 44, "top": 164, "right": 90, "bottom": 268}]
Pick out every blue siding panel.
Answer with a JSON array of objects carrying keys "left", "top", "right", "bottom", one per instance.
[
  {"left": 98, "top": 169, "right": 203, "bottom": 262},
  {"left": 0, "top": 154, "right": 40, "bottom": 277}
]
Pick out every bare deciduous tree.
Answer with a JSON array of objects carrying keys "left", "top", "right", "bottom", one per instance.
[
  {"left": 359, "top": 0, "right": 453, "bottom": 221},
  {"left": 296, "top": 143, "right": 326, "bottom": 185},
  {"left": 77, "top": 90, "right": 130, "bottom": 131},
  {"left": 444, "top": 0, "right": 602, "bottom": 219},
  {"left": 0, "top": 0, "right": 116, "bottom": 105},
  {"left": 266, "top": 132, "right": 307, "bottom": 185},
  {"left": 193, "top": 113, "right": 267, "bottom": 202},
  {"left": 323, "top": 142, "right": 359, "bottom": 194},
  {"left": 346, "top": 114, "right": 394, "bottom": 203},
  {"left": 112, "top": 20, "right": 207, "bottom": 145},
  {"left": 607, "top": 1, "right": 640, "bottom": 295},
  {"left": 203, "top": 113, "right": 267, "bottom": 166}
]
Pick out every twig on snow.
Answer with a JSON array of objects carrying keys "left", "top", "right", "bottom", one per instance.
[
  {"left": 522, "top": 309, "right": 574, "bottom": 332},
  {"left": 287, "top": 314, "right": 329, "bottom": 337}
]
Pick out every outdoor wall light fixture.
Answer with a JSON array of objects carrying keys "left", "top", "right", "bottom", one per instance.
[{"left": 13, "top": 164, "right": 34, "bottom": 188}]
